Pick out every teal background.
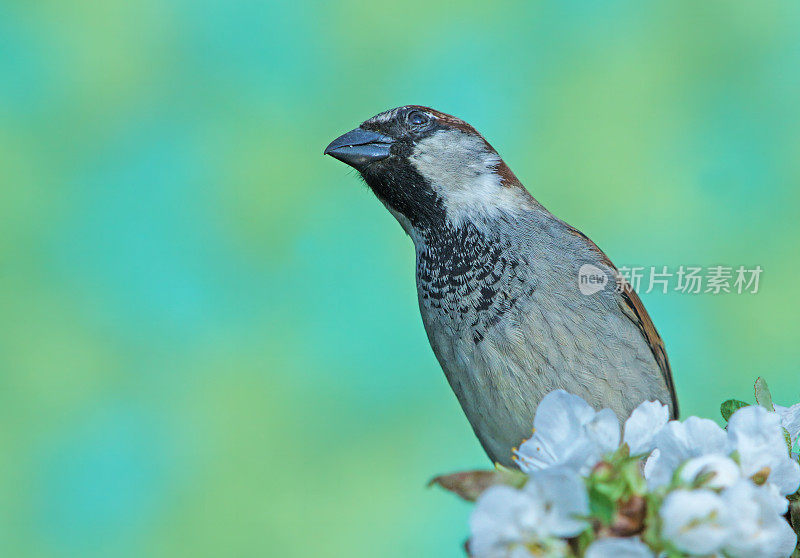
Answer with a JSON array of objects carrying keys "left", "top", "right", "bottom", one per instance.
[{"left": 2, "top": 1, "right": 799, "bottom": 556}]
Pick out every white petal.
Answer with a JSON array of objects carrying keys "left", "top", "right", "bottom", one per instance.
[
  {"left": 645, "top": 417, "right": 729, "bottom": 487},
  {"left": 469, "top": 485, "right": 543, "bottom": 556},
  {"left": 643, "top": 448, "right": 660, "bottom": 481},
  {"left": 469, "top": 468, "right": 590, "bottom": 557},
  {"left": 768, "top": 457, "right": 800, "bottom": 497},
  {"left": 533, "top": 390, "right": 596, "bottom": 446},
  {"left": 528, "top": 467, "right": 589, "bottom": 537},
  {"left": 728, "top": 405, "right": 783, "bottom": 449},
  {"left": 679, "top": 454, "right": 741, "bottom": 489},
  {"left": 728, "top": 405, "right": 800, "bottom": 495},
  {"left": 775, "top": 403, "right": 800, "bottom": 446},
  {"left": 721, "top": 480, "right": 797, "bottom": 558},
  {"left": 586, "top": 408, "right": 623, "bottom": 453},
  {"left": 507, "top": 548, "right": 536, "bottom": 558},
  {"left": 761, "top": 482, "right": 790, "bottom": 515},
  {"left": 660, "top": 489, "right": 731, "bottom": 554},
  {"left": 585, "top": 537, "right": 654, "bottom": 558},
  {"left": 683, "top": 416, "right": 731, "bottom": 452},
  {"left": 514, "top": 390, "right": 620, "bottom": 475},
  {"left": 623, "top": 400, "right": 669, "bottom": 455}
]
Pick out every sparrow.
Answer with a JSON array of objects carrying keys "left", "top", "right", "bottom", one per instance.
[{"left": 324, "top": 105, "right": 678, "bottom": 467}]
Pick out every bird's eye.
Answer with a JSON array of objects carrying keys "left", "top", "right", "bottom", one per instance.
[{"left": 407, "top": 110, "right": 430, "bottom": 128}]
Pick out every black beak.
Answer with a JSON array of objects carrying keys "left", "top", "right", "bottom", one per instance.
[{"left": 324, "top": 127, "right": 394, "bottom": 170}]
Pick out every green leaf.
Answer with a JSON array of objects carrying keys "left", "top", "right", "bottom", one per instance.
[
  {"left": 599, "top": 480, "right": 627, "bottom": 502},
  {"left": 588, "top": 484, "right": 616, "bottom": 524},
  {"left": 755, "top": 377, "right": 775, "bottom": 411},
  {"left": 784, "top": 427, "right": 794, "bottom": 455},
  {"left": 720, "top": 399, "right": 749, "bottom": 421},
  {"left": 575, "top": 530, "right": 597, "bottom": 555},
  {"left": 620, "top": 459, "right": 647, "bottom": 494}
]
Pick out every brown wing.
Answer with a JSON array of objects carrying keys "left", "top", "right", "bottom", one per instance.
[
  {"left": 617, "top": 283, "right": 679, "bottom": 418},
  {"left": 566, "top": 226, "right": 679, "bottom": 418}
]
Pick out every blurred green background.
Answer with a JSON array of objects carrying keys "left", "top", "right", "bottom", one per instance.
[{"left": 1, "top": 1, "right": 799, "bottom": 556}]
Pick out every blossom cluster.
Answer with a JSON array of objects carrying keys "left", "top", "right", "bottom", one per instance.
[{"left": 433, "top": 379, "right": 800, "bottom": 557}]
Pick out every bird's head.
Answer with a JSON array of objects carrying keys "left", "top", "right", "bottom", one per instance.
[{"left": 325, "top": 105, "right": 535, "bottom": 237}]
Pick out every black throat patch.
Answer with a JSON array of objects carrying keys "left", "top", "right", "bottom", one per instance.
[{"left": 359, "top": 151, "right": 448, "bottom": 231}]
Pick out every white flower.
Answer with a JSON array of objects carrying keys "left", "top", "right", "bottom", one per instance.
[
  {"left": 469, "top": 485, "right": 568, "bottom": 558},
  {"left": 679, "top": 454, "right": 741, "bottom": 489},
  {"left": 728, "top": 405, "right": 800, "bottom": 495},
  {"left": 623, "top": 400, "right": 669, "bottom": 456},
  {"left": 660, "top": 481, "right": 796, "bottom": 557},
  {"left": 660, "top": 489, "right": 731, "bottom": 554},
  {"left": 775, "top": 403, "right": 800, "bottom": 446},
  {"left": 528, "top": 467, "right": 590, "bottom": 537},
  {"left": 721, "top": 480, "right": 797, "bottom": 558},
  {"left": 585, "top": 537, "right": 654, "bottom": 558},
  {"left": 514, "top": 390, "right": 620, "bottom": 475},
  {"left": 469, "top": 467, "right": 588, "bottom": 557},
  {"left": 644, "top": 417, "right": 729, "bottom": 488}
]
